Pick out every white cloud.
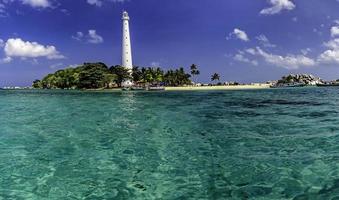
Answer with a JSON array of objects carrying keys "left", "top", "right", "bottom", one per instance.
[
  {"left": 255, "top": 47, "right": 315, "bottom": 69},
  {"left": 0, "top": 0, "right": 52, "bottom": 17},
  {"left": 317, "top": 25, "right": 339, "bottom": 64},
  {"left": 318, "top": 39, "right": 339, "bottom": 64},
  {"left": 21, "top": 0, "right": 51, "bottom": 8},
  {"left": 228, "top": 28, "right": 249, "bottom": 42},
  {"left": 87, "top": 0, "right": 102, "bottom": 7},
  {"left": 241, "top": 47, "right": 315, "bottom": 69},
  {"left": 60, "top": 9, "right": 70, "bottom": 15},
  {"left": 0, "top": 39, "right": 4, "bottom": 48},
  {"left": 323, "top": 38, "right": 339, "bottom": 50},
  {"left": 318, "top": 50, "right": 339, "bottom": 64},
  {"left": 87, "top": 0, "right": 126, "bottom": 7},
  {"left": 301, "top": 48, "right": 311, "bottom": 55},
  {"left": 72, "top": 32, "right": 84, "bottom": 41},
  {"left": 2, "top": 38, "right": 64, "bottom": 62},
  {"left": 233, "top": 53, "right": 258, "bottom": 66},
  {"left": 245, "top": 48, "right": 256, "bottom": 55},
  {"left": 72, "top": 30, "right": 103, "bottom": 44},
  {"left": 88, "top": 30, "right": 103, "bottom": 44},
  {"left": 0, "top": 3, "right": 8, "bottom": 17},
  {"left": 1, "top": 56, "right": 12, "bottom": 63},
  {"left": 256, "top": 34, "right": 276, "bottom": 48},
  {"left": 260, "top": 0, "right": 295, "bottom": 15},
  {"left": 331, "top": 26, "right": 339, "bottom": 37}
]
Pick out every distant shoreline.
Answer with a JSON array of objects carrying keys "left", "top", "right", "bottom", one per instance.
[
  {"left": 0, "top": 84, "right": 272, "bottom": 91},
  {"left": 164, "top": 84, "right": 271, "bottom": 91}
]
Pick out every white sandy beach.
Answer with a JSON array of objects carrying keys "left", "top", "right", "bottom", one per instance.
[{"left": 164, "top": 84, "right": 271, "bottom": 91}]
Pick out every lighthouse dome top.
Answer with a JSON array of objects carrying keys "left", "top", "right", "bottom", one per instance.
[{"left": 122, "top": 11, "right": 130, "bottom": 20}]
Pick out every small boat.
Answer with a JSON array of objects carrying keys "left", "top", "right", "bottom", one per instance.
[
  {"left": 317, "top": 83, "right": 339, "bottom": 87},
  {"left": 131, "top": 86, "right": 146, "bottom": 91},
  {"left": 284, "top": 83, "right": 306, "bottom": 88},
  {"left": 147, "top": 86, "right": 165, "bottom": 91}
]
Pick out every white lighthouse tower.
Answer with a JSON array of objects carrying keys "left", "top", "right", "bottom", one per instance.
[{"left": 121, "top": 11, "right": 133, "bottom": 87}]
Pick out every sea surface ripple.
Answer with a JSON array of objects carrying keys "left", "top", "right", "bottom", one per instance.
[{"left": 1, "top": 88, "right": 339, "bottom": 199}]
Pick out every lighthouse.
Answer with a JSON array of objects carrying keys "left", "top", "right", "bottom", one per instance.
[{"left": 121, "top": 11, "right": 133, "bottom": 87}]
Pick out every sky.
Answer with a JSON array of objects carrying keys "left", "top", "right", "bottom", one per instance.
[{"left": 1, "top": 0, "right": 339, "bottom": 86}]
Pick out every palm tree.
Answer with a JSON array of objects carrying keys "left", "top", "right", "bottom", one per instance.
[
  {"left": 132, "top": 66, "right": 142, "bottom": 83},
  {"left": 154, "top": 67, "right": 164, "bottom": 85},
  {"left": 190, "top": 64, "right": 200, "bottom": 85},
  {"left": 211, "top": 73, "right": 220, "bottom": 84}
]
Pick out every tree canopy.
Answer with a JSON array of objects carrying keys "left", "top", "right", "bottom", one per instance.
[{"left": 33, "top": 62, "right": 192, "bottom": 89}]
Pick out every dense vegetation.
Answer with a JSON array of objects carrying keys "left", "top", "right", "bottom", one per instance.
[{"left": 32, "top": 62, "right": 194, "bottom": 89}]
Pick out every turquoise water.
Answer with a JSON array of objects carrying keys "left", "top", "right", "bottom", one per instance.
[{"left": 1, "top": 88, "right": 339, "bottom": 199}]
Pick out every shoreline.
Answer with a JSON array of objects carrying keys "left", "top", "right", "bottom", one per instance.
[
  {"left": 164, "top": 84, "right": 271, "bottom": 91},
  {"left": 1, "top": 84, "right": 272, "bottom": 91}
]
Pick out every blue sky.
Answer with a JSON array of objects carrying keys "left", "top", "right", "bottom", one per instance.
[{"left": 1, "top": 0, "right": 339, "bottom": 86}]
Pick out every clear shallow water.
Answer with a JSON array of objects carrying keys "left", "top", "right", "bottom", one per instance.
[{"left": 1, "top": 88, "right": 339, "bottom": 199}]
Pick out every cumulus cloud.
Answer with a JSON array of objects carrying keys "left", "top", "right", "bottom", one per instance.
[
  {"left": 318, "top": 39, "right": 339, "bottom": 64},
  {"left": 256, "top": 34, "right": 276, "bottom": 48},
  {"left": 227, "top": 28, "right": 249, "bottom": 42},
  {"left": 72, "top": 30, "right": 103, "bottom": 44},
  {"left": 238, "top": 47, "right": 315, "bottom": 69},
  {"left": 260, "top": 0, "right": 295, "bottom": 15},
  {"left": 88, "top": 30, "right": 103, "bottom": 44},
  {"left": 318, "top": 25, "right": 339, "bottom": 64},
  {"left": 21, "top": 0, "right": 51, "bottom": 8},
  {"left": 318, "top": 50, "right": 339, "bottom": 64},
  {"left": 2, "top": 38, "right": 64, "bottom": 62},
  {"left": 0, "top": 0, "right": 52, "bottom": 17},
  {"left": 331, "top": 26, "right": 339, "bottom": 37},
  {"left": 255, "top": 47, "right": 315, "bottom": 69}
]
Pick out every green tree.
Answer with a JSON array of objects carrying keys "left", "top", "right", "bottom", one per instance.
[
  {"left": 78, "top": 63, "right": 109, "bottom": 89},
  {"left": 132, "top": 66, "right": 143, "bottom": 83},
  {"left": 109, "top": 65, "right": 132, "bottom": 87},
  {"left": 211, "top": 73, "right": 220, "bottom": 84},
  {"left": 164, "top": 67, "right": 191, "bottom": 86},
  {"left": 103, "top": 74, "right": 118, "bottom": 88},
  {"left": 190, "top": 64, "right": 200, "bottom": 84},
  {"left": 32, "top": 80, "right": 42, "bottom": 88},
  {"left": 154, "top": 67, "right": 164, "bottom": 85}
]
